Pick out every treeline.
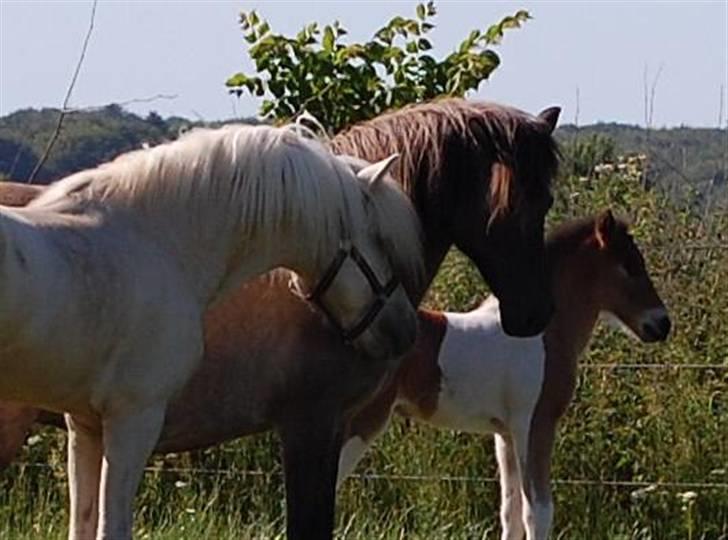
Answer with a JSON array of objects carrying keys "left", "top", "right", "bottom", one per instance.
[
  {"left": 0, "top": 105, "right": 183, "bottom": 183},
  {"left": 1, "top": 106, "right": 725, "bottom": 205},
  {"left": 0, "top": 105, "right": 259, "bottom": 184}
]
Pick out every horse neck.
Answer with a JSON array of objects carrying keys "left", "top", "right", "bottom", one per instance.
[
  {"left": 545, "top": 250, "right": 602, "bottom": 365},
  {"left": 386, "top": 174, "right": 454, "bottom": 303},
  {"left": 419, "top": 230, "right": 451, "bottom": 301},
  {"left": 127, "top": 198, "right": 325, "bottom": 306}
]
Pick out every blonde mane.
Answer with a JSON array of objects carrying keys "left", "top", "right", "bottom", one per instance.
[{"left": 28, "top": 123, "right": 422, "bottom": 291}]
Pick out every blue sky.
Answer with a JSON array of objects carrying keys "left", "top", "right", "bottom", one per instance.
[{"left": 1, "top": 1, "right": 726, "bottom": 127}]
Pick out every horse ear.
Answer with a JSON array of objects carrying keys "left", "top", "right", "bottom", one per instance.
[
  {"left": 357, "top": 153, "right": 400, "bottom": 189},
  {"left": 538, "top": 106, "right": 561, "bottom": 133},
  {"left": 595, "top": 209, "right": 616, "bottom": 249}
]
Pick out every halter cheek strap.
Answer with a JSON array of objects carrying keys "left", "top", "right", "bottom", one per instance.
[{"left": 304, "top": 240, "right": 400, "bottom": 343}]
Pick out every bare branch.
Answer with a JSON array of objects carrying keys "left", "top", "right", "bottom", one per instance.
[
  {"left": 62, "top": 93, "right": 179, "bottom": 114},
  {"left": 718, "top": 84, "right": 725, "bottom": 129},
  {"left": 27, "top": 0, "right": 98, "bottom": 183},
  {"left": 648, "top": 63, "right": 663, "bottom": 128}
]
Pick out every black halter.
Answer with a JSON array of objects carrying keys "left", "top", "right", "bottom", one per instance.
[{"left": 304, "top": 240, "right": 400, "bottom": 342}]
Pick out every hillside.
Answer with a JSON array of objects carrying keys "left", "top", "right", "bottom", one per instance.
[
  {"left": 1, "top": 108, "right": 726, "bottom": 207},
  {"left": 557, "top": 122, "right": 727, "bottom": 206}
]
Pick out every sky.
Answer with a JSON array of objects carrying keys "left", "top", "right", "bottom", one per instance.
[{"left": 0, "top": 1, "right": 726, "bottom": 128}]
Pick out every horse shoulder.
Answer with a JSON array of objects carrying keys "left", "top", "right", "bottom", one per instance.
[
  {"left": 394, "top": 309, "right": 448, "bottom": 421},
  {"left": 0, "top": 182, "right": 44, "bottom": 207}
]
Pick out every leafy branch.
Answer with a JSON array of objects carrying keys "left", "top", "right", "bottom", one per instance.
[{"left": 226, "top": 2, "right": 530, "bottom": 132}]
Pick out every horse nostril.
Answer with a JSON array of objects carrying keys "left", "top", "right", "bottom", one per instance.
[
  {"left": 642, "top": 315, "right": 671, "bottom": 342},
  {"left": 523, "top": 308, "right": 551, "bottom": 336},
  {"left": 658, "top": 316, "right": 671, "bottom": 339}
]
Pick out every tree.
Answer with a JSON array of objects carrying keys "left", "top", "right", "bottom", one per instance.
[{"left": 226, "top": 2, "right": 530, "bottom": 132}]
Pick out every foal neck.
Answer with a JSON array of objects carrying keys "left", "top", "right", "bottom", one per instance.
[{"left": 546, "top": 244, "right": 602, "bottom": 363}]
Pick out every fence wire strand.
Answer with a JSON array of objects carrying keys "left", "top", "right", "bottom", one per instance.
[{"left": 9, "top": 462, "right": 727, "bottom": 491}]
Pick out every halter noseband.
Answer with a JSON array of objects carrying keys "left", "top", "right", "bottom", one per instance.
[{"left": 304, "top": 240, "right": 400, "bottom": 342}]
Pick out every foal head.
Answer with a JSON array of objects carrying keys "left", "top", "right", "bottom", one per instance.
[{"left": 574, "top": 210, "right": 671, "bottom": 342}]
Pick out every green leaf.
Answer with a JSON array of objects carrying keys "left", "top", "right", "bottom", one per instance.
[
  {"left": 501, "top": 16, "right": 520, "bottom": 30},
  {"left": 248, "top": 10, "right": 259, "bottom": 26},
  {"left": 375, "top": 27, "right": 394, "bottom": 45},
  {"left": 418, "top": 38, "right": 432, "bottom": 51},
  {"left": 225, "top": 72, "right": 248, "bottom": 88},
  {"left": 416, "top": 3, "right": 426, "bottom": 20},
  {"left": 486, "top": 26, "right": 503, "bottom": 44},
  {"left": 239, "top": 12, "right": 249, "bottom": 30},
  {"left": 322, "top": 25, "right": 335, "bottom": 51},
  {"left": 257, "top": 21, "right": 270, "bottom": 36},
  {"left": 389, "top": 16, "right": 406, "bottom": 29},
  {"left": 260, "top": 99, "right": 275, "bottom": 116},
  {"left": 406, "top": 20, "right": 420, "bottom": 35},
  {"left": 253, "top": 78, "right": 265, "bottom": 96}
]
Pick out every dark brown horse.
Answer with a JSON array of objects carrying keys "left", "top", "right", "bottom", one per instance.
[{"left": 0, "top": 99, "right": 560, "bottom": 539}]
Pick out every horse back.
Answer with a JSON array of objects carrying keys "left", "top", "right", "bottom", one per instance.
[{"left": 0, "top": 182, "right": 45, "bottom": 207}]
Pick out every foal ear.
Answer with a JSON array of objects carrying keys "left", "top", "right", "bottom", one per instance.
[
  {"left": 537, "top": 106, "right": 561, "bottom": 134},
  {"left": 357, "top": 153, "right": 400, "bottom": 189},
  {"left": 595, "top": 209, "right": 616, "bottom": 249}
]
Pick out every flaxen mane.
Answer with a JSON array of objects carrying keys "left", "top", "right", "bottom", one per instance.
[
  {"left": 26, "top": 124, "right": 422, "bottom": 289},
  {"left": 331, "top": 98, "right": 560, "bottom": 221}
]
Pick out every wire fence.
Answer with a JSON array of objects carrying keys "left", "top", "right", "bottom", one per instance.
[
  {"left": 7, "top": 351, "right": 725, "bottom": 494},
  {"left": 10, "top": 462, "right": 728, "bottom": 492},
  {"left": 581, "top": 363, "right": 726, "bottom": 370}
]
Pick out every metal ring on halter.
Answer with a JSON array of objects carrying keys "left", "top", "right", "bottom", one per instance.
[{"left": 304, "top": 239, "right": 400, "bottom": 343}]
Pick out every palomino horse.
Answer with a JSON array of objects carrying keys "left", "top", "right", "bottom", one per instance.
[
  {"left": 0, "top": 99, "right": 561, "bottom": 539},
  {"left": 337, "top": 211, "right": 671, "bottom": 540},
  {"left": 0, "top": 124, "right": 425, "bottom": 540}
]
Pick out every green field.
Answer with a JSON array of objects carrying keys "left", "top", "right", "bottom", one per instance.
[{"left": 1, "top": 153, "right": 726, "bottom": 539}]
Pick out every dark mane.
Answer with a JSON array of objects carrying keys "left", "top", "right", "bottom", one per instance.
[{"left": 331, "top": 98, "right": 560, "bottom": 219}]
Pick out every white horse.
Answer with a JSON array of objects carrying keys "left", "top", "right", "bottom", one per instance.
[
  {"left": 0, "top": 123, "right": 423, "bottom": 539},
  {"left": 337, "top": 211, "right": 670, "bottom": 540}
]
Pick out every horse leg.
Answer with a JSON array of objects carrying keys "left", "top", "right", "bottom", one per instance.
[
  {"left": 96, "top": 405, "right": 166, "bottom": 540},
  {"left": 337, "top": 384, "right": 396, "bottom": 489},
  {"left": 280, "top": 414, "right": 343, "bottom": 540},
  {"left": 336, "top": 430, "right": 375, "bottom": 489},
  {"left": 66, "top": 414, "right": 103, "bottom": 540},
  {"left": 521, "top": 416, "right": 556, "bottom": 540},
  {"left": 494, "top": 432, "right": 525, "bottom": 540}
]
